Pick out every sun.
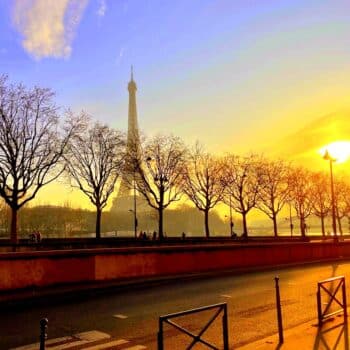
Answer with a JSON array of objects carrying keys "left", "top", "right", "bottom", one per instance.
[{"left": 319, "top": 141, "right": 350, "bottom": 163}]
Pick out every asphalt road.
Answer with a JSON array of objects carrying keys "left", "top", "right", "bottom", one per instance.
[{"left": 2, "top": 260, "right": 350, "bottom": 349}]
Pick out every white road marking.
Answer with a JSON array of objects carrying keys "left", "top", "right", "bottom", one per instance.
[
  {"left": 76, "top": 330, "right": 111, "bottom": 341},
  {"left": 221, "top": 294, "right": 232, "bottom": 298},
  {"left": 83, "top": 339, "right": 129, "bottom": 350},
  {"left": 49, "top": 340, "right": 89, "bottom": 350},
  {"left": 113, "top": 314, "right": 128, "bottom": 319},
  {"left": 46, "top": 337, "right": 72, "bottom": 345},
  {"left": 11, "top": 330, "right": 111, "bottom": 350}
]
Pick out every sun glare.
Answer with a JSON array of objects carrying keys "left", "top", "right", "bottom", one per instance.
[{"left": 319, "top": 141, "right": 350, "bottom": 163}]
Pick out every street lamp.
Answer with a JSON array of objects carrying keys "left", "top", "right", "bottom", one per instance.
[
  {"left": 323, "top": 149, "right": 337, "bottom": 239},
  {"left": 128, "top": 208, "right": 138, "bottom": 238},
  {"left": 129, "top": 165, "right": 138, "bottom": 238}
]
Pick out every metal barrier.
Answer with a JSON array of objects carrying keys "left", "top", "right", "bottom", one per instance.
[
  {"left": 317, "top": 276, "right": 347, "bottom": 324},
  {"left": 158, "top": 302, "right": 229, "bottom": 350}
]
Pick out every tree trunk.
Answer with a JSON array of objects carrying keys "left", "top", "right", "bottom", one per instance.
[
  {"left": 320, "top": 216, "right": 325, "bottom": 237},
  {"left": 300, "top": 217, "right": 305, "bottom": 237},
  {"left": 158, "top": 207, "right": 164, "bottom": 239},
  {"left": 336, "top": 206, "right": 343, "bottom": 236},
  {"left": 96, "top": 207, "right": 102, "bottom": 239},
  {"left": 272, "top": 213, "right": 278, "bottom": 237},
  {"left": 242, "top": 212, "right": 248, "bottom": 239},
  {"left": 10, "top": 207, "right": 18, "bottom": 243},
  {"left": 204, "top": 209, "right": 210, "bottom": 238},
  {"left": 338, "top": 217, "right": 343, "bottom": 235}
]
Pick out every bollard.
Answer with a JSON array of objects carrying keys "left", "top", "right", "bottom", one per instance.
[
  {"left": 40, "top": 318, "right": 48, "bottom": 350},
  {"left": 274, "top": 277, "right": 284, "bottom": 344}
]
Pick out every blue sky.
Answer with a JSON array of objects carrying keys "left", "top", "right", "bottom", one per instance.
[{"left": 1, "top": 0, "right": 350, "bottom": 157}]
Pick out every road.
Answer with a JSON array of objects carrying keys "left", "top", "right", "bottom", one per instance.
[{"left": 2, "top": 260, "right": 350, "bottom": 349}]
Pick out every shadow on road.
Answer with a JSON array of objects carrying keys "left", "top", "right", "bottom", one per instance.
[{"left": 313, "top": 319, "right": 349, "bottom": 349}]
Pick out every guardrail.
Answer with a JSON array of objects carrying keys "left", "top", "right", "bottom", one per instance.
[
  {"left": 317, "top": 276, "right": 347, "bottom": 324},
  {"left": 158, "top": 302, "right": 229, "bottom": 350}
]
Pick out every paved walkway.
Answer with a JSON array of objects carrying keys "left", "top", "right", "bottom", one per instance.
[{"left": 237, "top": 316, "right": 349, "bottom": 350}]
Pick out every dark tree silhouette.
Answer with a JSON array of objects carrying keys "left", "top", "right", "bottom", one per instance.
[
  {"left": 132, "top": 134, "right": 186, "bottom": 239},
  {"left": 334, "top": 177, "right": 349, "bottom": 236},
  {"left": 257, "top": 159, "right": 291, "bottom": 237},
  {"left": 0, "top": 76, "right": 77, "bottom": 242},
  {"left": 310, "top": 172, "right": 330, "bottom": 236},
  {"left": 65, "top": 115, "right": 125, "bottom": 238},
  {"left": 183, "top": 143, "right": 225, "bottom": 237},
  {"left": 221, "top": 154, "right": 261, "bottom": 238},
  {"left": 289, "top": 167, "right": 313, "bottom": 237}
]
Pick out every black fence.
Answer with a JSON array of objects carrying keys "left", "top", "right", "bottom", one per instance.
[
  {"left": 317, "top": 276, "right": 347, "bottom": 324},
  {"left": 158, "top": 302, "right": 229, "bottom": 350}
]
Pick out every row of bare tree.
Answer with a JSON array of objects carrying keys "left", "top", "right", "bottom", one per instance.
[
  {"left": 0, "top": 77, "right": 348, "bottom": 242},
  {"left": 128, "top": 139, "right": 350, "bottom": 239}
]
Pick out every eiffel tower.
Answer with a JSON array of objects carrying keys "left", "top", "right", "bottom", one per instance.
[
  {"left": 118, "top": 65, "right": 140, "bottom": 197},
  {"left": 111, "top": 67, "right": 149, "bottom": 233}
]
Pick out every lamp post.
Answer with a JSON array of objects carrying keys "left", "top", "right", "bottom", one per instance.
[
  {"left": 129, "top": 167, "right": 138, "bottom": 238},
  {"left": 323, "top": 150, "right": 337, "bottom": 239}
]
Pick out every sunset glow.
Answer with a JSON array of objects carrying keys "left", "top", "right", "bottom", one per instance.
[{"left": 319, "top": 141, "right": 350, "bottom": 163}]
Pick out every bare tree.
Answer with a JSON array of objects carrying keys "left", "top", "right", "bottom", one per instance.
[
  {"left": 289, "top": 167, "right": 313, "bottom": 237},
  {"left": 334, "top": 177, "right": 350, "bottom": 236},
  {"left": 256, "top": 158, "right": 291, "bottom": 237},
  {"left": 0, "top": 76, "right": 78, "bottom": 242},
  {"left": 221, "top": 154, "right": 261, "bottom": 238},
  {"left": 132, "top": 134, "right": 187, "bottom": 239},
  {"left": 65, "top": 115, "right": 125, "bottom": 238},
  {"left": 310, "top": 172, "right": 330, "bottom": 236},
  {"left": 183, "top": 143, "right": 225, "bottom": 237}
]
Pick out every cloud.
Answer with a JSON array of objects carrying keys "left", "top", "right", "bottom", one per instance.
[
  {"left": 12, "top": 0, "right": 88, "bottom": 59},
  {"left": 97, "top": 0, "right": 106, "bottom": 17}
]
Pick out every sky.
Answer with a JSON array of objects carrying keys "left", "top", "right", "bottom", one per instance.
[{"left": 1, "top": 0, "right": 350, "bottom": 208}]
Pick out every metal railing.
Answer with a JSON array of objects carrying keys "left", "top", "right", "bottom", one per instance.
[
  {"left": 317, "top": 276, "right": 347, "bottom": 324},
  {"left": 158, "top": 302, "right": 229, "bottom": 350}
]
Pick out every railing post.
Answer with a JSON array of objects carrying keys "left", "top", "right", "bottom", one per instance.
[
  {"left": 274, "top": 277, "right": 284, "bottom": 344},
  {"left": 342, "top": 278, "right": 347, "bottom": 318},
  {"left": 39, "top": 318, "right": 48, "bottom": 350},
  {"left": 158, "top": 317, "right": 164, "bottom": 350},
  {"left": 222, "top": 304, "right": 229, "bottom": 350},
  {"left": 317, "top": 286, "right": 322, "bottom": 325}
]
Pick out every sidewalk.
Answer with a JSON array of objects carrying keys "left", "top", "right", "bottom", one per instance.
[{"left": 237, "top": 316, "right": 349, "bottom": 350}]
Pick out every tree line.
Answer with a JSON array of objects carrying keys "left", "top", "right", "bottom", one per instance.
[{"left": 0, "top": 76, "right": 349, "bottom": 242}]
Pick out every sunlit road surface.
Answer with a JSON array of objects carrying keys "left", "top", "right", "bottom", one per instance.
[{"left": 2, "top": 260, "right": 350, "bottom": 349}]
